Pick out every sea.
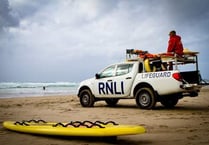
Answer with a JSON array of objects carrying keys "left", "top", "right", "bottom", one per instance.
[{"left": 0, "top": 82, "right": 79, "bottom": 98}]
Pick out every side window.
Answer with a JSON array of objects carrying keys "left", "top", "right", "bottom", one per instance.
[
  {"left": 100, "top": 65, "right": 115, "bottom": 78},
  {"left": 116, "top": 64, "right": 133, "bottom": 76}
]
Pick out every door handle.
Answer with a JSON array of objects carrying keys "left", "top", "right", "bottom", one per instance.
[
  {"left": 126, "top": 77, "right": 132, "bottom": 79},
  {"left": 107, "top": 80, "right": 112, "bottom": 82}
]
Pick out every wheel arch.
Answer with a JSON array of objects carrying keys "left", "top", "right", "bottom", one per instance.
[
  {"left": 78, "top": 86, "right": 92, "bottom": 97},
  {"left": 133, "top": 82, "right": 158, "bottom": 98}
]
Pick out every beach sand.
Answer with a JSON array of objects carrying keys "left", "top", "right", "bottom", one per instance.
[{"left": 0, "top": 88, "right": 209, "bottom": 145}]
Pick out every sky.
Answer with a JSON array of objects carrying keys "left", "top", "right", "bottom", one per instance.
[{"left": 0, "top": 0, "right": 209, "bottom": 82}]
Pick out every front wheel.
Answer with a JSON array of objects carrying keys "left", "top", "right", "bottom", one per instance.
[
  {"left": 135, "top": 87, "right": 156, "bottom": 109},
  {"left": 79, "top": 89, "right": 95, "bottom": 107}
]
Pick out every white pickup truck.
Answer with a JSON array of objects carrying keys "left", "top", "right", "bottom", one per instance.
[{"left": 77, "top": 49, "right": 205, "bottom": 109}]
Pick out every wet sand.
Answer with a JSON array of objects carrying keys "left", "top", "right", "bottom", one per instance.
[{"left": 0, "top": 87, "right": 209, "bottom": 145}]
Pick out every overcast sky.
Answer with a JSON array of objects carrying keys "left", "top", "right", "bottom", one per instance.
[{"left": 0, "top": 0, "right": 209, "bottom": 82}]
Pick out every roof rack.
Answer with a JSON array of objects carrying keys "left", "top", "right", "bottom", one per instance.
[
  {"left": 126, "top": 49, "right": 149, "bottom": 61},
  {"left": 126, "top": 49, "right": 198, "bottom": 63},
  {"left": 126, "top": 49, "right": 199, "bottom": 70}
]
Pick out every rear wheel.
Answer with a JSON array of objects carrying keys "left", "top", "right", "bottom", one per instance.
[
  {"left": 79, "top": 89, "right": 95, "bottom": 107},
  {"left": 105, "top": 98, "right": 119, "bottom": 107},
  {"left": 135, "top": 87, "right": 156, "bottom": 109}
]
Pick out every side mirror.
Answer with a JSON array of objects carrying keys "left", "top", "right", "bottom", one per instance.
[{"left": 95, "top": 73, "right": 100, "bottom": 79}]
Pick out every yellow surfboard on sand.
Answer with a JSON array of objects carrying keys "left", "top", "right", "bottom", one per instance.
[{"left": 3, "top": 120, "right": 145, "bottom": 137}]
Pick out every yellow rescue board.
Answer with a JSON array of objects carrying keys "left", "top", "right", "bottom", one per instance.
[{"left": 3, "top": 120, "right": 146, "bottom": 137}]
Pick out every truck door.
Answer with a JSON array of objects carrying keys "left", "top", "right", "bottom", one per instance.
[
  {"left": 94, "top": 63, "right": 134, "bottom": 98},
  {"left": 113, "top": 63, "right": 134, "bottom": 97}
]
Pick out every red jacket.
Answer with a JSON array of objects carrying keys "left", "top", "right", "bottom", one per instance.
[{"left": 167, "top": 35, "right": 183, "bottom": 56}]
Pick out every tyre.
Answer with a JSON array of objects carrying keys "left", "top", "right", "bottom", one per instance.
[
  {"left": 105, "top": 98, "right": 119, "bottom": 107},
  {"left": 79, "top": 89, "right": 95, "bottom": 107},
  {"left": 160, "top": 97, "right": 178, "bottom": 108},
  {"left": 135, "top": 87, "right": 156, "bottom": 109}
]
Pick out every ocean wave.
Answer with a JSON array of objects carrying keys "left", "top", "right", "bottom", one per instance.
[{"left": 0, "top": 82, "right": 79, "bottom": 89}]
